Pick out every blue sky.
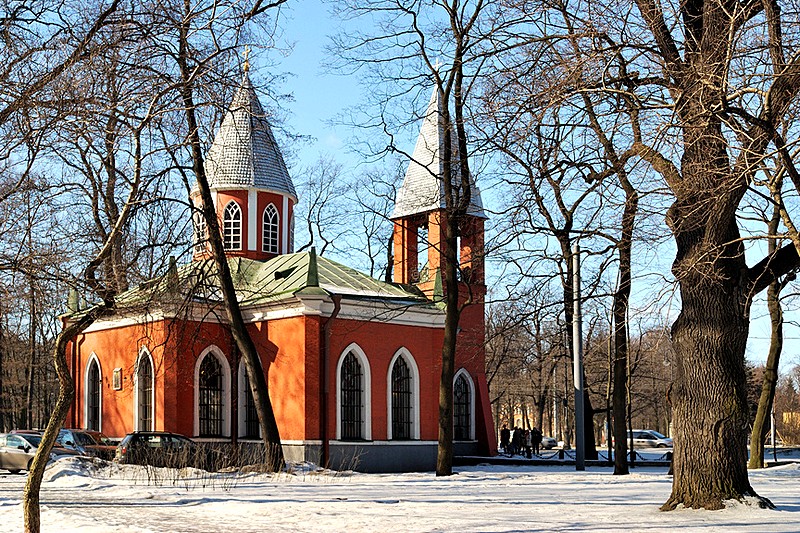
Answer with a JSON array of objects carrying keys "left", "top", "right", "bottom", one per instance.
[{"left": 263, "top": 0, "right": 797, "bottom": 370}]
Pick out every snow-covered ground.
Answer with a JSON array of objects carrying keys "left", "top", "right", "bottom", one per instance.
[{"left": 2, "top": 457, "right": 800, "bottom": 532}]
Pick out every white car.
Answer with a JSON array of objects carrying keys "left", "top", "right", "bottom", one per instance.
[
  {"left": 629, "top": 429, "right": 672, "bottom": 448},
  {"left": 541, "top": 436, "right": 557, "bottom": 450}
]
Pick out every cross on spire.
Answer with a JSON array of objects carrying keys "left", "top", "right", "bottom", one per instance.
[{"left": 243, "top": 46, "right": 251, "bottom": 73}]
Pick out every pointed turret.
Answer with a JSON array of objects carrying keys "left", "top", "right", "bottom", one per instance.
[
  {"left": 391, "top": 85, "right": 487, "bottom": 290},
  {"left": 192, "top": 68, "right": 297, "bottom": 261},
  {"left": 204, "top": 73, "right": 296, "bottom": 198},
  {"left": 391, "top": 87, "right": 484, "bottom": 219}
]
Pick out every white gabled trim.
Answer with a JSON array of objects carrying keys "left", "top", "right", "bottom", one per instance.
[
  {"left": 281, "top": 195, "right": 289, "bottom": 254},
  {"left": 84, "top": 353, "right": 102, "bottom": 432},
  {"left": 193, "top": 345, "right": 231, "bottom": 438},
  {"left": 386, "top": 348, "right": 420, "bottom": 440},
  {"left": 133, "top": 346, "right": 155, "bottom": 431},
  {"left": 336, "top": 343, "right": 372, "bottom": 440},
  {"left": 453, "top": 368, "right": 476, "bottom": 441},
  {"left": 248, "top": 189, "right": 257, "bottom": 251},
  {"left": 237, "top": 359, "right": 263, "bottom": 438}
]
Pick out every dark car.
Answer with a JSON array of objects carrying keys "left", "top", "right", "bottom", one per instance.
[
  {"left": 0, "top": 433, "right": 80, "bottom": 474},
  {"left": 115, "top": 431, "right": 219, "bottom": 470},
  {"left": 58, "top": 429, "right": 117, "bottom": 460}
]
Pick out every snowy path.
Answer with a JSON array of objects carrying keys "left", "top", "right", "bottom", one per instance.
[{"left": 0, "top": 461, "right": 798, "bottom": 532}]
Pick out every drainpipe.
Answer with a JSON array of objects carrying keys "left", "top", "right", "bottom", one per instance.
[{"left": 320, "top": 294, "right": 341, "bottom": 468}]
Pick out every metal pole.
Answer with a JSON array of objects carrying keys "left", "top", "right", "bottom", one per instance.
[{"left": 573, "top": 244, "right": 585, "bottom": 471}]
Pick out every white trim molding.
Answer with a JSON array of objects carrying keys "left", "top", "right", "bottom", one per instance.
[
  {"left": 133, "top": 346, "right": 156, "bottom": 431},
  {"left": 248, "top": 189, "right": 257, "bottom": 251},
  {"left": 453, "top": 368, "right": 476, "bottom": 441},
  {"left": 281, "top": 195, "right": 289, "bottom": 254},
  {"left": 84, "top": 353, "right": 103, "bottom": 432},
  {"left": 335, "top": 342, "right": 372, "bottom": 441},
  {"left": 386, "top": 347, "right": 420, "bottom": 440},
  {"left": 193, "top": 345, "right": 232, "bottom": 438}
]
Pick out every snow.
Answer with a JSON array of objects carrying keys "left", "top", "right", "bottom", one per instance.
[{"left": 2, "top": 457, "right": 800, "bottom": 532}]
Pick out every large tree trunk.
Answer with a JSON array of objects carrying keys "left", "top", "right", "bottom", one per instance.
[{"left": 663, "top": 226, "right": 767, "bottom": 509}]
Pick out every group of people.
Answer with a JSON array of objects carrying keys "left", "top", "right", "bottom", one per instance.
[{"left": 499, "top": 424, "right": 543, "bottom": 458}]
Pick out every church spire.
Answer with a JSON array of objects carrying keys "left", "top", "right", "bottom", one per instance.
[
  {"left": 192, "top": 62, "right": 297, "bottom": 261},
  {"left": 203, "top": 70, "right": 296, "bottom": 199},
  {"left": 391, "top": 86, "right": 484, "bottom": 220}
]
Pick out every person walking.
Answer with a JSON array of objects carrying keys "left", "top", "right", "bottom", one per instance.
[
  {"left": 525, "top": 429, "right": 533, "bottom": 458},
  {"left": 532, "top": 426, "right": 543, "bottom": 455},
  {"left": 500, "top": 424, "right": 511, "bottom": 454}
]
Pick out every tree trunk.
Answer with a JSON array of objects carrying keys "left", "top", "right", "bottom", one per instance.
[
  {"left": 612, "top": 180, "right": 637, "bottom": 475},
  {"left": 663, "top": 233, "right": 768, "bottom": 509},
  {"left": 24, "top": 308, "right": 104, "bottom": 533},
  {"left": 436, "top": 212, "right": 460, "bottom": 476},
  {"left": 177, "top": 23, "right": 284, "bottom": 471},
  {"left": 748, "top": 201, "right": 785, "bottom": 470},
  {"left": 748, "top": 280, "right": 782, "bottom": 470}
]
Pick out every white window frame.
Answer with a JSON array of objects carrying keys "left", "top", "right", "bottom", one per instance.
[
  {"left": 262, "top": 203, "right": 280, "bottom": 253},
  {"left": 238, "top": 359, "right": 263, "bottom": 439},
  {"left": 133, "top": 346, "right": 156, "bottom": 431},
  {"left": 193, "top": 345, "right": 232, "bottom": 438},
  {"left": 84, "top": 353, "right": 103, "bottom": 432},
  {"left": 386, "top": 348, "right": 420, "bottom": 440},
  {"left": 223, "top": 201, "right": 242, "bottom": 250},
  {"left": 453, "top": 368, "right": 476, "bottom": 441},
  {"left": 335, "top": 343, "right": 372, "bottom": 440}
]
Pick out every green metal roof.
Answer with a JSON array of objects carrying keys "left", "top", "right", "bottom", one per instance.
[{"left": 105, "top": 251, "right": 431, "bottom": 313}]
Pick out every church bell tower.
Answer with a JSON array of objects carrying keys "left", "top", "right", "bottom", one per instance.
[{"left": 192, "top": 63, "right": 297, "bottom": 262}]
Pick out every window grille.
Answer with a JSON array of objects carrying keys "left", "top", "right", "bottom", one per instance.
[
  {"left": 194, "top": 211, "right": 208, "bottom": 253},
  {"left": 243, "top": 377, "right": 260, "bottom": 438},
  {"left": 391, "top": 357, "right": 412, "bottom": 440},
  {"left": 453, "top": 374, "right": 471, "bottom": 440},
  {"left": 340, "top": 352, "right": 363, "bottom": 440},
  {"left": 262, "top": 203, "right": 279, "bottom": 253},
  {"left": 223, "top": 201, "right": 242, "bottom": 250},
  {"left": 137, "top": 356, "right": 153, "bottom": 431},
  {"left": 199, "top": 355, "right": 224, "bottom": 436},
  {"left": 289, "top": 216, "right": 294, "bottom": 253},
  {"left": 87, "top": 360, "right": 101, "bottom": 431}
]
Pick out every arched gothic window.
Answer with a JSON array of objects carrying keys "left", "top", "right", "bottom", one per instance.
[
  {"left": 199, "top": 354, "right": 224, "bottom": 436},
  {"left": 136, "top": 351, "right": 154, "bottom": 431},
  {"left": 223, "top": 201, "right": 242, "bottom": 250},
  {"left": 193, "top": 211, "right": 207, "bottom": 254},
  {"left": 340, "top": 352, "right": 364, "bottom": 440},
  {"left": 453, "top": 373, "right": 472, "bottom": 441},
  {"left": 86, "top": 358, "right": 101, "bottom": 431},
  {"left": 262, "top": 203, "right": 279, "bottom": 253},
  {"left": 391, "top": 357, "right": 412, "bottom": 440}
]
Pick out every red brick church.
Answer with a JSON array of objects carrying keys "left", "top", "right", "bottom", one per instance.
[{"left": 65, "top": 72, "right": 496, "bottom": 471}]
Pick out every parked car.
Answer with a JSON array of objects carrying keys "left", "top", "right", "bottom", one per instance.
[
  {"left": 57, "top": 429, "right": 116, "bottom": 460},
  {"left": 628, "top": 429, "right": 672, "bottom": 448},
  {"left": 115, "top": 431, "right": 219, "bottom": 470},
  {"left": 541, "top": 436, "right": 557, "bottom": 450},
  {"left": 0, "top": 433, "right": 80, "bottom": 474}
]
